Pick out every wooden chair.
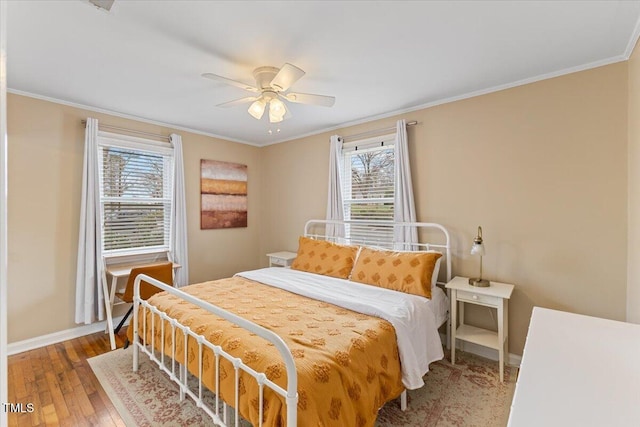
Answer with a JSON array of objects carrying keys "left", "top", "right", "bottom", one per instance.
[{"left": 113, "top": 262, "right": 174, "bottom": 337}]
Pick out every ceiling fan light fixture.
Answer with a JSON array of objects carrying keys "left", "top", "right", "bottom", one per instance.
[
  {"left": 248, "top": 98, "right": 266, "bottom": 120},
  {"left": 269, "top": 97, "right": 286, "bottom": 115},
  {"left": 269, "top": 98, "right": 287, "bottom": 123},
  {"left": 204, "top": 62, "right": 334, "bottom": 123},
  {"left": 269, "top": 111, "right": 284, "bottom": 123}
]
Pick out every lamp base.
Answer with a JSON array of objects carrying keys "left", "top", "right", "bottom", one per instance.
[{"left": 468, "top": 278, "right": 490, "bottom": 287}]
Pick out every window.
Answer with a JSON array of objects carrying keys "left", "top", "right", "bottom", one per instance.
[
  {"left": 97, "top": 134, "right": 174, "bottom": 255},
  {"left": 341, "top": 134, "right": 395, "bottom": 247}
]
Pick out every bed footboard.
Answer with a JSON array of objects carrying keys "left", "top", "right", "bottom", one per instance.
[{"left": 131, "top": 274, "right": 298, "bottom": 427}]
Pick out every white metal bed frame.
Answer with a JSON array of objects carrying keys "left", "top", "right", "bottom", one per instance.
[{"left": 131, "top": 219, "right": 451, "bottom": 427}]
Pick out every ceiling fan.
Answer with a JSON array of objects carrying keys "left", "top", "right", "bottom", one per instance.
[{"left": 202, "top": 63, "right": 335, "bottom": 123}]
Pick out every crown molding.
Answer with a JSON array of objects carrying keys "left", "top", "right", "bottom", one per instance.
[
  {"left": 9, "top": 50, "right": 631, "bottom": 149},
  {"left": 624, "top": 13, "right": 640, "bottom": 60},
  {"left": 263, "top": 54, "right": 628, "bottom": 146},
  {"left": 7, "top": 89, "right": 261, "bottom": 147}
]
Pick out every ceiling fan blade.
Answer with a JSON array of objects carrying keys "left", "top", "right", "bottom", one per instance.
[
  {"left": 202, "top": 73, "right": 259, "bottom": 93},
  {"left": 270, "top": 63, "right": 305, "bottom": 92},
  {"left": 216, "top": 96, "right": 259, "bottom": 108},
  {"left": 283, "top": 92, "right": 335, "bottom": 107}
]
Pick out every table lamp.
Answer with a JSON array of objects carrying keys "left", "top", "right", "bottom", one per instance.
[{"left": 469, "top": 226, "right": 490, "bottom": 287}]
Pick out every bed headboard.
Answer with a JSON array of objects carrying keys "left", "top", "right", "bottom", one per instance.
[{"left": 303, "top": 219, "right": 452, "bottom": 287}]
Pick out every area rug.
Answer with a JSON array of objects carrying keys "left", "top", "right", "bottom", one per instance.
[{"left": 88, "top": 348, "right": 516, "bottom": 426}]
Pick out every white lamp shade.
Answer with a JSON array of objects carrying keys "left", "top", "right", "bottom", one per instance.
[
  {"left": 269, "top": 98, "right": 287, "bottom": 123},
  {"left": 248, "top": 98, "right": 266, "bottom": 119},
  {"left": 470, "top": 242, "right": 485, "bottom": 256},
  {"left": 269, "top": 111, "right": 284, "bottom": 123}
]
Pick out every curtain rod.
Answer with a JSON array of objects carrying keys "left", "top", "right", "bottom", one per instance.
[
  {"left": 342, "top": 120, "right": 418, "bottom": 142},
  {"left": 81, "top": 120, "right": 170, "bottom": 142}
]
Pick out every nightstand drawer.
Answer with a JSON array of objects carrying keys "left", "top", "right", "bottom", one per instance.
[
  {"left": 456, "top": 290, "right": 500, "bottom": 307},
  {"left": 269, "top": 257, "right": 289, "bottom": 267}
]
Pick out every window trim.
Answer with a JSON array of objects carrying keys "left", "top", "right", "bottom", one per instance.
[
  {"left": 341, "top": 133, "right": 396, "bottom": 247},
  {"left": 97, "top": 131, "right": 174, "bottom": 257},
  {"left": 342, "top": 133, "right": 395, "bottom": 152},
  {"left": 98, "top": 131, "right": 173, "bottom": 155}
]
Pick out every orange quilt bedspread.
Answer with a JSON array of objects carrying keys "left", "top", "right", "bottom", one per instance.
[{"left": 131, "top": 275, "right": 404, "bottom": 427}]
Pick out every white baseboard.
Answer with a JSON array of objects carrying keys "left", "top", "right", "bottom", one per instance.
[
  {"left": 7, "top": 315, "right": 126, "bottom": 356},
  {"left": 439, "top": 332, "right": 522, "bottom": 367}
]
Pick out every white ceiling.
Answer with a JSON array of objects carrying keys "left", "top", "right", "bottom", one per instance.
[{"left": 7, "top": 1, "right": 640, "bottom": 146}]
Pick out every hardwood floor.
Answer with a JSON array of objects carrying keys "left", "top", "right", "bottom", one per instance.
[{"left": 7, "top": 331, "right": 128, "bottom": 427}]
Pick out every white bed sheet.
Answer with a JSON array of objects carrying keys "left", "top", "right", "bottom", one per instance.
[
  {"left": 237, "top": 267, "right": 447, "bottom": 389},
  {"left": 430, "top": 285, "right": 449, "bottom": 328}
]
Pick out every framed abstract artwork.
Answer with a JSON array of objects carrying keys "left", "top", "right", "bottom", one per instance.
[{"left": 200, "top": 159, "right": 248, "bottom": 229}]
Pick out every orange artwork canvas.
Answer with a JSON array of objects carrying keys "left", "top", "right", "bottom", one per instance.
[{"left": 200, "top": 159, "right": 247, "bottom": 229}]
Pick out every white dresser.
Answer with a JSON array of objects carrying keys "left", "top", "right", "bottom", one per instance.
[{"left": 508, "top": 307, "right": 640, "bottom": 427}]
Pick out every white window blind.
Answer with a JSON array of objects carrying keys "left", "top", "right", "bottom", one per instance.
[
  {"left": 98, "top": 135, "right": 174, "bottom": 254},
  {"left": 341, "top": 134, "right": 395, "bottom": 247}
]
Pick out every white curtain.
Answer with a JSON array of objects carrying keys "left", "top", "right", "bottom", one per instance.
[
  {"left": 326, "top": 135, "right": 345, "bottom": 238},
  {"left": 170, "top": 134, "right": 189, "bottom": 287},
  {"left": 75, "top": 118, "right": 104, "bottom": 324},
  {"left": 394, "top": 119, "right": 418, "bottom": 249}
]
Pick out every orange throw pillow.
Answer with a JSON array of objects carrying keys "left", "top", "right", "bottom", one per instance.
[
  {"left": 350, "top": 247, "right": 442, "bottom": 298},
  {"left": 291, "top": 236, "right": 359, "bottom": 279}
]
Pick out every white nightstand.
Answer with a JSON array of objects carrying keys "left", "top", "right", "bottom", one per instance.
[
  {"left": 266, "top": 251, "right": 297, "bottom": 268},
  {"left": 445, "top": 276, "right": 514, "bottom": 382}
]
